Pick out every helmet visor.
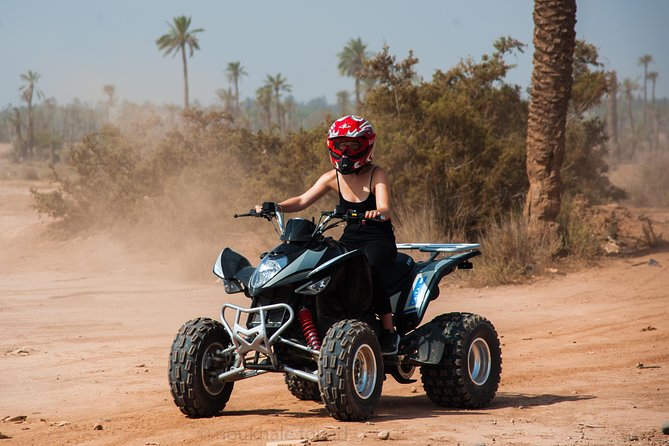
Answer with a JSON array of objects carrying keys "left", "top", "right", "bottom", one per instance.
[{"left": 331, "top": 139, "right": 366, "bottom": 158}]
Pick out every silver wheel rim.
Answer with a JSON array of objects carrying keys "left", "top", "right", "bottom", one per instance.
[
  {"left": 201, "top": 341, "right": 225, "bottom": 395},
  {"left": 353, "top": 344, "right": 377, "bottom": 399},
  {"left": 468, "top": 337, "right": 491, "bottom": 386}
]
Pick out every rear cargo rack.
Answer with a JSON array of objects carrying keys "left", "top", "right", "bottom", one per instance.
[{"left": 396, "top": 243, "right": 480, "bottom": 253}]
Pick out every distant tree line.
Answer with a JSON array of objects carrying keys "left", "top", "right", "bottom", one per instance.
[
  {"left": 3, "top": 13, "right": 665, "bottom": 168},
  {"left": 30, "top": 36, "right": 628, "bottom": 233},
  {"left": 17, "top": 5, "right": 669, "bottom": 283}
]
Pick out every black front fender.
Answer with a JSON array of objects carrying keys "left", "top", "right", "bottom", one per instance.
[{"left": 213, "top": 248, "right": 255, "bottom": 293}]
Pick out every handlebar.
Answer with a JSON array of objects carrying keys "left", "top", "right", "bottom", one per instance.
[
  {"left": 234, "top": 202, "right": 277, "bottom": 220},
  {"left": 235, "top": 203, "right": 384, "bottom": 231}
]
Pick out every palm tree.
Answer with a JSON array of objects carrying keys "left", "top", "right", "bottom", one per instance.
[
  {"left": 621, "top": 78, "right": 639, "bottom": 157},
  {"left": 255, "top": 85, "right": 273, "bottom": 131},
  {"left": 43, "top": 97, "right": 58, "bottom": 163},
  {"left": 265, "top": 73, "right": 292, "bottom": 130},
  {"left": 638, "top": 54, "right": 653, "bottom": 131},
  {"left": 647, "top": 71, "right": 659, "bottom": 150},
  {"left": 647, "top": 71, "right": 658, "bottom": 108},
  {"left": 283, "top": 96, "right": 296, "bottom": 131},
  {"left": 156, "top": 16, "right": 204, "bottom": 110},
  {"left": 226, "top": 61, "right": 248, "bottom": 112},
  {"left": 19, "top": 70, "right": 44, "bottom": 159},
  {"left": 102, "top": 84, "right": 116, "bottom": 121},
  {"left": 622, "top": 78, "right": 637, "bottom": 133},
  {"left": 524, "top": 0, "right": 577, "bottom": 237},
  {"left": 336, "top": 90, "right": 351, "bottom": 116},
  {"left": 10, "top": 107, "right": 24, "bottom": 160},
  {"left": 338, "top": 38, "right": 369, "bottom": 106},
  {"left": 215, "top": 87, "right": 236, "bottom": 113},
  {"left": 606, "top": 71, "right": 620, "bottom": 159}
]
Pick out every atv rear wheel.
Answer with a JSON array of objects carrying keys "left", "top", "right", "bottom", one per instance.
[
  {"left": 318, "top": 319, "right": 383, "bottom": 421},
  {"left": 169, "top": 317, "right": 235, "bottom": 417},
  {"left": 420, "top": 312, "right": 501, "bottom": 408},
  {"left": 285, "top": 372, "right": 321, "bottom": 401}
]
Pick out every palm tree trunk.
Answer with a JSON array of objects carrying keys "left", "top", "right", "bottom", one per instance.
[
  {"left": 524, "top": 0, "right": 577, "bottom": 237},
  {"left": 12, "top": 108, "right": 25, "bottom": 160},
  {"left": 354, "top": 77, "right": 361, "bottom": 107},
  {"left": 234, "top": 78, "right": 240, "bottom": 112},
  {"left": 181, "top": 45, "right": 189, "bottom": 109},
  {"left": 274, "top": 89, "right": 282, "bottom": 130},
  {"left": 642, "top": 64, "right": 648, "bottom": 132},
  {"left": 625, "top": 89, "right": 635, "bottom": 155},
  {"left": 27, "top": 101, "right": 34, "bottom": 158},
  {"left": 607, "top": 72, "right": 619, "bottom": 160},
  {"left": 651, "top": 77, "right": 657, "bottom": 151}
]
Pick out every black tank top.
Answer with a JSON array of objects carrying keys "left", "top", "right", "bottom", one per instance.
[
  {"left": 336, "top": 167, "right": 378, "bottom": 212},
  {"left": 336, "top": 167, "right": 394, "bottom": 239}
]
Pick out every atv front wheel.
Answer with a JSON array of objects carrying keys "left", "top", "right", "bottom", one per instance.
[
  {"left": 285, "top": 372, "right": 321, "bottom": 401},
  {"left": 318, "top": 319, "right": 383, "bottom": 421},
  {"left": 169, "top": 317, "right": 235, "bottom": 417},
  {"left": 420, "top": 312, "right": 501, "bottom": 408}
]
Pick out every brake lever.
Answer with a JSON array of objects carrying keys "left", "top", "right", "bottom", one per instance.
[{"left": 234, "top": 209, "right": 272, "bottom": 220}]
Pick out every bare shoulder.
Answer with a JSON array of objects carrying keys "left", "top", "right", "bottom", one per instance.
[
  {"left": 318, "top": 169, "right": 338, "bottom": 190},
  {"left": 370, "top": 165, "right": 389, "bottom": 184}
]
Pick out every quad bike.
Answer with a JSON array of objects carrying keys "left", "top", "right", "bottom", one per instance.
[{"left": 168, "top": 203, "right": 502, "bottom": 421}]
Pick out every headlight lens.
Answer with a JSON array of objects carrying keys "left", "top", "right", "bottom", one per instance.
[
  {"left": 296, "top": 276, "right": 331, "bottom": 295},
  {"left": 250, "top": 257, "right": 285, "bottom": 288}
]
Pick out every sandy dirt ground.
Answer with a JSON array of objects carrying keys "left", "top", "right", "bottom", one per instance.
[{"left": 1, "top": 176, "right": 668, "bottom": 446}]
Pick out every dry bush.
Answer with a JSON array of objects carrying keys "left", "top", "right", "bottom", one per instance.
[
  {"left": 469, "top": 212, "right": 562, "bottom": 286},
  {"left": 559, "top": 195, "right": 602, "bottom": 258},
  {"left": 345, "top": 197, "right": 544, "bottom": 287},
  {"left": 393, "top": 201, "right": 449, "bottom": 244},
  {"left": 29, "top": 112, "right": 319, "bottom": 280}
]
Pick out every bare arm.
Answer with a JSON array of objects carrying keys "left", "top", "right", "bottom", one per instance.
[
  {"left": 366, "top": 167, "right": 393, "bottom": 221},
  {"left": 258, "top": 170, "right": 336, "bottom": 213}
]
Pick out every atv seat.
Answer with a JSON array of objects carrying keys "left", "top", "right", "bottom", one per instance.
[{"left": 381, "top": 252, "right": 415, "bottom": 294}]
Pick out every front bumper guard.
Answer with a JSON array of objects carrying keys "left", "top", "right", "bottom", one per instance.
[{"left": 218, "top": 302, "right": 320, "bottom": 383}]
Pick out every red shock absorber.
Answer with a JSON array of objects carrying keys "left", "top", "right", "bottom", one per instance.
[{"left": 298, "top": 307, "right": 321, "bottom": 351}]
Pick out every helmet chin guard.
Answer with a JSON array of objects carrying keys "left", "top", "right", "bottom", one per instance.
[{"left": 331, "top": 153, "right": 371, "bottom": 174}]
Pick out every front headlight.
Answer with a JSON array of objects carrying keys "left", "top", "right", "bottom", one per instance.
[{"left": 250, "top": 257, "right": 285, "bottom": 289}]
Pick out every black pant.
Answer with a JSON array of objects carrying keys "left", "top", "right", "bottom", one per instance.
[{"left": 340, "top": 231, "right": 397, "bottom": 316}]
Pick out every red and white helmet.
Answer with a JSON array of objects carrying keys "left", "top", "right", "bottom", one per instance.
[{"left": 327, "top": 115, "right": 376, "bottom": 174}]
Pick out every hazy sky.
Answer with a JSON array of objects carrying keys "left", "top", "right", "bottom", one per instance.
[{"left": 2, "top": 0, "right": 667, "bottom": 108}]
